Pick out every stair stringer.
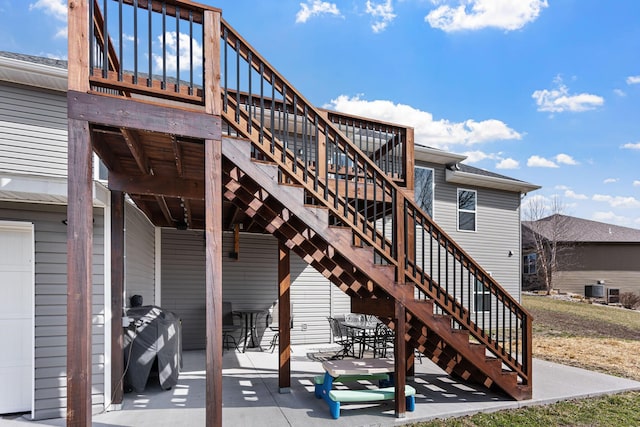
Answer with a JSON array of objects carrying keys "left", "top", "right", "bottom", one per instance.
[{"left": 220, "top": 137, "right": 531, "bottom": 400}]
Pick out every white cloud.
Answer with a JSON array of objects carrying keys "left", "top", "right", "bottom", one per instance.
[
  {"left": 425, "top": 0, "right": 548, "bottom": 32},
  {"left": 54, "top": 26, "right": 67, "bottom": 39},
  {"left": 554, "top": 184, "right": 569, "bottom": 191},
  {"left": 527, "top": 155, "right": 557, "bottom": 168},
  {"left": 555, "top": 153, "right": 578, "bottom": 165},
  {"left": 634, "top": 180, "right": 640, "bottom": 187},
  {"left": 532, "top": 76, "right": 604, "bottom": 113},
  {"left": 626, "top": 75, "right": 640, "bottom": 85},
  {"left": 603, "top": 178, "right": 618, "bottom": 184},
  {"left": 29, "top": 0, "right": 66, "bottom": 21},
  {"left": 462, "top": 151, "right": 494, "bottom": 163},
  {"left": 366, "top": 0, "right": 396, "bottom": 33},
  {"left": 564, "top": 189, "right": 588, "bottom": 200},
  {"left": 496, "top": 158, "right": 519, "bottom": 169},
  {"left": 326, "top": 95, "right": 522, "bottom": 149},
  {"left": 30, "top": 0, "right": 67, "bottom": 39},
  {"left": 153, "top": 32, "right": 203, "bottom": 73},
  {"left": 591, "top": 211, "right": 633, "bottom": 227},
  {"left": 622, "top": 142, "right": 640, "bottom": 150},
  {"left": 613, "top": 89, "right": 626, "bottom": 97},
  {"left": 296, "top": 0, "right": 341, "bottom": 23},
  {"left": 592, "top": 194, "right": 640, "bottom": 208}
]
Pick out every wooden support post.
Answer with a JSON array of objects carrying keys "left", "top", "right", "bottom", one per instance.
[
  {"left": 278, "top": 241, "right": 291, "bottom": 393},
  {"left": 394, "top": 300, "right": 407, "bottom": 418},
  {"left": 406, "top": 341, "right": 415, "bottom": 378},
  {"left": 395, "top": 192, "right": 406, "bottom": 283},
  {"left": 67, "top": 0, "right": 89, "bottom": 93},
  {"left": 404, "top": 127, "right": 414, "bottom": 191},
  {"left": 66, "top": 118, "right": 93, "bottom": 426},
  {"left": 110, "top": 190, "right": 125, "bottom": 406},
  {"left": 204, "top": 10, "right": 222, "bottom": 116},
  {"left": 205, "top": 138, "right": 223, "bottom": 427}
]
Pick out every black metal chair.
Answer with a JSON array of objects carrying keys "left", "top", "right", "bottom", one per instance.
[
  {"left": 222, "top": 301, "right": 241, "bottom": 351},
  {"left": 372, "top": 323, "right": 394, "bottom": 358},
  {"left": 266, "top": 302, "right": 294, "bottom": 353},
  {"left": 327, "top": 317, "right": 353, "bottom": 359}
]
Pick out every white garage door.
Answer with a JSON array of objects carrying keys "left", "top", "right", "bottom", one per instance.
[{"left": 0, "top": 222, "right": 34, "bottom": 415}]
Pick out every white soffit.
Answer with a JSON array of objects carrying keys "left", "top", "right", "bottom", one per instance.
[
  {"left": 0, "top": 55, "right": 67, "bottom": 92},
  {"left": 445, "top": 169, "right": 541, "bottom": 194}
]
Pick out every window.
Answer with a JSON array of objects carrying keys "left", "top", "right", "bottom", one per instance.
[
  {"left": 414, "top": 166, "right": 434, "bottom": 217},
  {"left": 93, "top": 154, "right": 108, "bottom": 182},
  {"left": 474, "top": 278, "right": 491, "bottom": 313},
  {"left": 523, "top": 253, "right": 537, "bottom": 275},
  {"left": 457, "top": 189, "right": 476, "bottom": 231}
]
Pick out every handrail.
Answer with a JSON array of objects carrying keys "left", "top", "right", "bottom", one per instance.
[
  {"left": 88, "top": 0, "right": 216, "bottom": 104},
  {"left": 218, "top": 17, "right": 532, "bottom": 386}
]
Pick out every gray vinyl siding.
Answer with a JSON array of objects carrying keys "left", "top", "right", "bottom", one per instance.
[
  {"left": 0, "top": 202, "right": 105, "bottom": 420},
  {"left": 554, "top": 244, "right": 640, "bottom": 295},
  {"left": 124, "top": 202, "right": 156, "bottom": 306},
  {"left": 0, "top": 83, "right": 68, "bottom": 178},
  {"left": 160, "top": 229, "right": 206, "bottom": 350},
  {"left": 416, "top": 161, "right": 523, "bottom": 302},
  {"left": 160, "top": 230, "right": 340, "bottom": 349}
]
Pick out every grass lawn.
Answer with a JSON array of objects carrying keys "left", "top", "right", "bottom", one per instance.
[{"left": 408, "top": 295, "right": 640, "bottom": 427}]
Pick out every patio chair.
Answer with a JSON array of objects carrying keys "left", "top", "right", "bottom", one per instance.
[
  {"left": 327, "top": 317, "right": 353, "bottom": 359},
  {"left": 266, "top": 301, "right": 294, "bottom": 353},
  {"left": 222, "top": 301, "right": 241, "bottom": 351},
  {"left": 372, "top": 323, "right": 394, "bottom": 358}
]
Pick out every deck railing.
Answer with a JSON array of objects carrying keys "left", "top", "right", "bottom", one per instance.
[
  {"left": 88, "top": 0, "right": 216, "bottom": 104},
  {"left": 218, "top": 17, "right": 532, "bottom": 386}
]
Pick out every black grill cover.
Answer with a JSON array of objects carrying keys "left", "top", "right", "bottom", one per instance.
[{"left": 123, "top": 306, "right": 182, "bottom": 393}]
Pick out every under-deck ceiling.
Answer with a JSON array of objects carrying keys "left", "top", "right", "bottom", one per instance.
[{"left": 91, "top": 123, "right": 263, "bottom": 232}]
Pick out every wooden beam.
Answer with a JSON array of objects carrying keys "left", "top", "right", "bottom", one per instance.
[
  {"left": 155, "top": 196, "right": 174, "bottom": 226},
  {"left": 171, "top": 135, "right": 184, "bottom": 177},
  {"left": 351, "top": 296, "right": 394, "bottom": 318},
  {"left": 204, "top": 10, "right": 222, "bottom": 115},
  {"left": 67, "top": 91, "right": 222, "bottom": 140},
  {"left": 404, "top": 127, "right": 415, "bottom": 191},
  {"left": 278, "top": 241, "right": 291, "bottom": 393},
  {"left": 110, "top": 190, "right": 125, "bottom": 406},
  {"left": 120, "top": 128, "right": 151, "bottom": 175},
  {"left": 394, "top": 300, "right": 407, "bottom": 418},
  {"left": 205, "top": 138, "right": 223, "bottom": 427},
  {"left": 183, "top": 198, "right": 193, "bottom": 228},
  {"left": 67, "top": 0, "right": 89, "bottom": 92},
  {"left": 92, "top": 129, "right": 121, "bottom": 173},
  {"left": 66, "top": 118, "right": 93, "bottom": 426},
  {"left": 108, "top": 173, "right": 205, "bottom": 200}
]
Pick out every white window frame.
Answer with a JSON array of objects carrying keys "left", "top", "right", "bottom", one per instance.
[
  {"left": 457, "top": 188, "right": 477, "bottom": 232},
  {"left": 473, "top": 275, "right": 491, "bottom": 313},
  {"left": 414, "top": 166, "right": 434, "bottom": 218},
  {"left": 523, "top": 253, "right": 537, "bottom": 275}
]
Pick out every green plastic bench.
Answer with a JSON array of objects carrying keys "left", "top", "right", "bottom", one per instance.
[
  {"left": 313, "top": 373, "right": 390, "bottom": 398},
  {"left": 327, "top": 385, "right": 416, "bottom": 419}
]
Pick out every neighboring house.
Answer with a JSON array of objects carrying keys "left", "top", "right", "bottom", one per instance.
[
  {"left": 522, "top": 214, "right": 640, "bottom": 296},
  {"left": 1, "top": 44, "right": 538, "bottom": 420}
]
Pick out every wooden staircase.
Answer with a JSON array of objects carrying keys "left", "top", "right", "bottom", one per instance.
[
  {"left": 83, "top": 0, "right": 532, "bottom": 401},
  {"left": 216, "top": 17, "right": 532, "bottom": 400},
  {"left": 221, "top": 135, "right": 531, "bottom": 400}
]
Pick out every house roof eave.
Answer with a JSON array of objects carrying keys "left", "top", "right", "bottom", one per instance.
[
  {"left": 446, "top": 168, "right": 541, "bottom": 194},
  {"left": 0, "top": 53, "right": 68, "bottom": 92}
]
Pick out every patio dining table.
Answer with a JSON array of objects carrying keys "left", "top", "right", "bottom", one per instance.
[{"left": 341, "top": 319, "right": 380, "bottom": 358}]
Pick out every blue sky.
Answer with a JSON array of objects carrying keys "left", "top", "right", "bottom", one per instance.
[{"left": 1, "top": 0, "right": 639, "bottom": 228}]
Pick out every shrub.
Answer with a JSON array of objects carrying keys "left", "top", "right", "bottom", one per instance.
[{"left": 619, "top": 292, "right": 640, "bottom": 310}]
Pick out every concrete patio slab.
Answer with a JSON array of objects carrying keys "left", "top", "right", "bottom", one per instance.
[{"left": 3, "top": 346, "right": 639, "bottom": 426}]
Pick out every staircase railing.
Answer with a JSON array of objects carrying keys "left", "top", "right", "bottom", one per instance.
[{"left": 218, "top": 19, "right": 532, "bottom": 386}]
